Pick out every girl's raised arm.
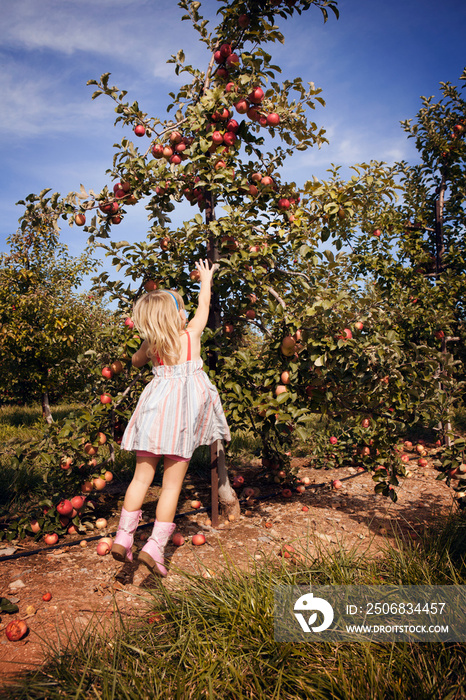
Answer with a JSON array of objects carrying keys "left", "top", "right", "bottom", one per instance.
[
  {"left": 131, "top": 340, "right": 151, "bottom": 367},
  {"left": 187, "top": 260, "right": 218, "bottom": 335}
]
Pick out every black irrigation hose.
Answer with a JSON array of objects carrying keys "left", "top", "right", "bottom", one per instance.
[{"left": 0, "top": 471, "right": 361, "bottom": 563}]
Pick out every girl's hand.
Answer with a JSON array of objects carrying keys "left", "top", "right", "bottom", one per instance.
[{"left": 195, "top": 259, "right": 218, "bottom": 284}]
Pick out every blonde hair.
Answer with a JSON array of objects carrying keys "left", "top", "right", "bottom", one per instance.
[{"left": 131, "top": 290, "right": 186, "bottom": 365}]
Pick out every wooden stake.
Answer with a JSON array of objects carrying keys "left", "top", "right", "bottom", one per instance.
[{"left": 210, "top": 441, "right": 219, "bottom": 526}]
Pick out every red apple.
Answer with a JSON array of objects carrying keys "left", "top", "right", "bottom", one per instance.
[
  {"left": 266, "top": 112, "right": 280, "bottom": 126},
  {"left": 84, "top": 443, "right": 98, "bottom": 456},
  {"left": 74, "top": 213, "right": 86, "bottom": 226},
  {"left": 113, "top": 181, "right": 130, "bottom": 194},
  {"left": 30, "top": 519, "right": 41, "bottom": 534},
  {"left": 329, "top": 436, "right": 338, "bottom": 445},
  {"left": 235, "top": 98, "right": 249, "bottom": 114},
  {"left": 152, "top": 143, "right": 164, "bottom": 158},
  {"left": 280, "top": 336, "right": 296, "bottom": 357},
  {"left": 281, "top": 488, "right": 293, "bottom": 498},
  {"left": 60, "top": 457, "right": 73, "bottom": 470},
  {"left": 96, "top": 539, "right": 111, "bottom": 556},
  {"left": 190, "top": 269, "right": 201, "bottom": 282},
  {"left": 260, "top": 175, "right": 274, "bottom": 187},
  {"left": 144, "top": 279, "right": 158, "bottom": 292},
  {"left": 172, "top": 532, "right": 185, "bottom": 546},
  {"left": 81, "top": 481, "right": 94, "bottom": 494},
  {"left": 124, "top": 317, "right": 134, "bottom": 329},
  {"left": 281, "top": 371, "right": 291, "bottom": 384},
  {"left": 100, "top": 394, "right": 112, "bottom": 405},
  {"left": 238, "top": 13, "right": 250, "bottom": 28},
  {"left": 280, "top": 544, "right": 295, "bottom": 559},
  {"left": 226, "top": 119, "right": 239, "bottom": 133},
  {"left": 101, "top": 366, "right": 113, "bottom": 379},
  {"left": 249, "top": 87, "right": 264, "bottom": 104},
  {"left": 223, "top": 131, "right": 237, "bottom": 146},
  {"left": 44, "top": 533, "right": 59, "bottom": 545},
  {"left": 226, "top": 53, "right": 240, "bottom": 69},
  {"left": 57, "top": 500, "right": 73, "bottom": 517},
  {"left": 247, "top": 106, "right": 260, "bottom": 121},
  {"left": 212, "top": 131, "right": 224, "bottom": 145},
  {"left": 71, "top": 495, "right": 85, "bottom": 510},
  {"left": 134, "top": 125, "right": 146, "bottom": 137},
  {"left": 190, "top": 500, "right": 202, "bottom": 509},
  {"left": 95, "top": 518, "right": 108, "bottom": 529},
  {"left": 93, "top": 477, "right": 107, "bottom": 491},
  {"left": 372, "top": 229, "right": 382, "bottom": 237},
  {"left": 192, "top": 533, "right": 206, "bottom": 546},
  {"left": 338, "top": 328, "right": 353, "bottom": 340},
  {"left": 220, "top": 43, "right": 232, "bottom": 58},
  {"left": 246, "top": 309, "right": 256, "bottom": 320},
  {"left": 361, "top": 418, "right": 371, "bottom": 428},
  {"left": 354, "top": 321, "right": 364, "bottom": 331},
  {"left": 42, "top": 592, "right": 52, "bottom": 602},
  {"left": 5, "top": 620, "right": 28, "bottom": 642},
  {"left": 104, "top": 470, "right": 113, "bottom": 482},
  {"left": 331, "top": 480, "right": 343, "bottom": 490}
]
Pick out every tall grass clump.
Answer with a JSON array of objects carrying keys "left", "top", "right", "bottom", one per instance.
[{"left": 5, "top": 514, "right": 466, "bottom": 700}]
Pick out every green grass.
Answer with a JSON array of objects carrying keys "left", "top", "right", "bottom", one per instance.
[{"left": 4, "top": 515, "right": 466, "bottom": 700}]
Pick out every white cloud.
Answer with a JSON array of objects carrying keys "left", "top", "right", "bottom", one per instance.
[{"left": 1, "top": 0, "right": 211, "bottom": 81}]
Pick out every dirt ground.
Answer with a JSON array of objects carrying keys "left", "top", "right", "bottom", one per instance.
[{"left": 0, "top": 441, "right": 461, "bottom": 689}]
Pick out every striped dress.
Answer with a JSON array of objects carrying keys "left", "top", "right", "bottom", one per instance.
[{"left": 120, "top": 333, "right": 231, "bottom": 460}]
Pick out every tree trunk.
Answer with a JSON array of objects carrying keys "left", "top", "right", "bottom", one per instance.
[
  {"left": 204, "top": 191, "right": 240, "bottom": 521},
  {"left": 216, "top": 440, "right": 241, "bottom": 519},
  {"left": 41, "top": 392, "right": 53, "bottom": 424}
]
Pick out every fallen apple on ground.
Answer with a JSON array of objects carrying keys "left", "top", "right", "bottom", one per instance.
[
  {"left": 5, "top": 620, "right": 28, "bottom": 642},
  {"left": 192, "top": 534, "right": 206, "bottom": 546},
  {"left": 96, "top": 537, "right": 113, "bottom": 556}
]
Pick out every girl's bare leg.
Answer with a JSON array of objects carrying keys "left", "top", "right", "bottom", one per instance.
[
  {"left": 156, "top": 456, "right": 190, "bottom": 522},
  {"left": 123, "top": 454, "right": 160, "bottom": 512}
]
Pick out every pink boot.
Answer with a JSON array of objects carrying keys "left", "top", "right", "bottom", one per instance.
[
  {"left": 138, "top": 519, "right": 176, "bottom": 577},
  {"left": 111, "top": 507, "right": 142, "bottom": 563}
]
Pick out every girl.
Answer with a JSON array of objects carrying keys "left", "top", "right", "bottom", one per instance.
[{"left": 111, "top": 259, "right": 230, "bottom": 576}]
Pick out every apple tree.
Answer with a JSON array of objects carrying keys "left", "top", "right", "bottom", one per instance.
[
  {"left": 0, "top": 203, "right": 119, "bottom": 420},
  {"left": 3, "top": 0, "right": 464, "bottom": 542}
]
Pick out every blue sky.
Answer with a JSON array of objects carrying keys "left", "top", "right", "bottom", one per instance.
[{"left": 1, "top": 0, "right": 465, "bottom": 280}]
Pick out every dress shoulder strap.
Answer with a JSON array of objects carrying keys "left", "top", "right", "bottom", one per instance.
[{"left": 185, "top": 330, "right": 191, "bottom": 361}]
